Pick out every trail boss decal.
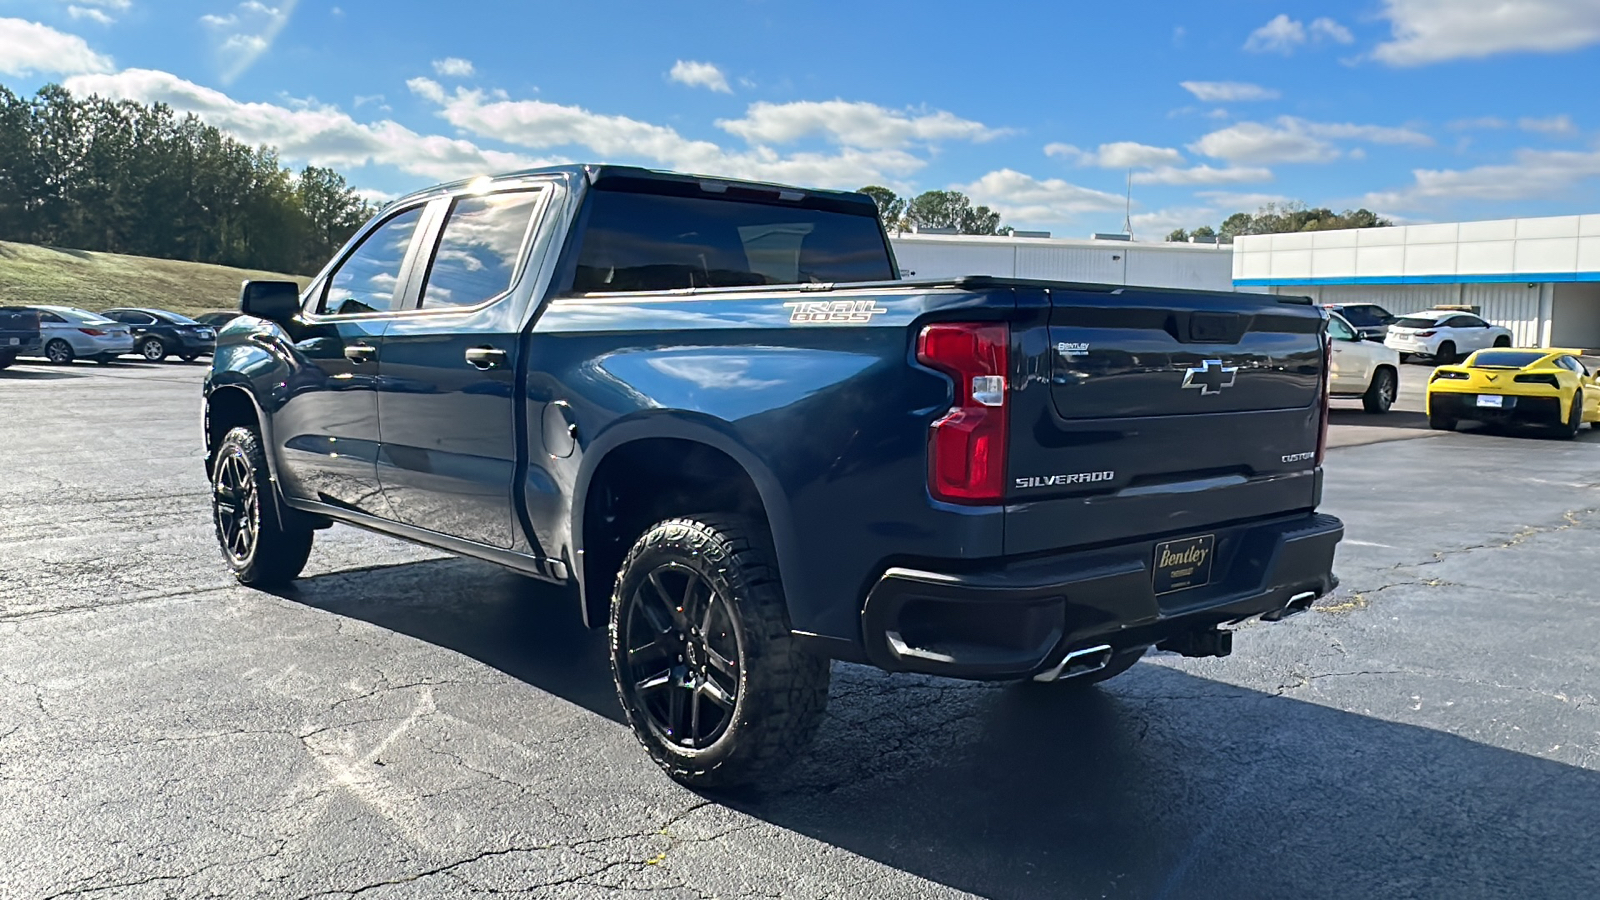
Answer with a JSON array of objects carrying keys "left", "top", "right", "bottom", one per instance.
[
  {"left": 1153, "top": 534, "right": 1216, "bottom": 595},
  {"left": 1015, "top": 471, "right": 1115, "bottom": 490},
  {"left": 784, "top": 300, "right": 888, "bottom": 324}
]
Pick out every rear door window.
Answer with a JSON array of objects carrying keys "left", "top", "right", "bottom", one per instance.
[
  {"left": 419, "top": 191, "right": 544, "bottom": 309},
  {"left": 572, "top": 189, "right": 894, "bottom": 293},
  {"left": 1393, "top": 316, "right": 1442, "bottom": 329}
]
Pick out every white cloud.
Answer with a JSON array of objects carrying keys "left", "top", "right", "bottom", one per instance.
[
  {"left": 408, "top": 78, "right": 929, "bottom": 188},
  {"left": 1245, "top": 14, "right": 1355, "bottom": 53},
  {"left": 1133, "top": 165, "right": 1274, "bottom": 186},
  {"left": 1373, "top": 0, "right": 1600, "bottom": 66},
  {"left": 1179, "top": 81, "right": 1281, "bottom": 103},
  {"left": 1045, "top": 141, "right": 1185, "bottom": 168},
  {"left": 1191, "top": 116, "right": 1432, "bottom": 164},
  {"left": 1448, "top": 116, "right": 1509, "bottom": 130},
  {"left": 0, "top": 18, "right": 113, "bottom": 75},
  {"left": 431, "top": 57, "right": 475, "bottom": 78},
  {"left": 1362, "top": 147, "right": 1600, "bottom": 211},
  {"left": 716, "top": 100, "right": 1003, "bottom": 150},
  {"left": 200, "top": 0, "right": 297, "bottom": 85},
  {"left": 1310, "top": 17, "right": 1355, "bottom": 44},
  {"left": 65, "top": 68, "right": 544, "bottom": 183},
  {"left": 1519, "top": 114, "right": 1577, "bottom": 137},
  {"left": 668, "top": 60, "right": 731, "bottom": 94},
  {"left": 1196, "top": 190, "right": 1294, "bottom": 210},
  {"left": 956, "top": 169, "right": 1125, "bottom": 227},
  {"left": 1244, "top": 14, "right": 1305, "bottom": 53},
  {"left": 1132, "top": 206, "right": 1222, "bottom": 238},
  {"left": 67, "top": 6, "right": 114, "bottom": 24}
]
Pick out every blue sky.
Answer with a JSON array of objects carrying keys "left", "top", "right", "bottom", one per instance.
[{"left": 3, "top": 0, "right": 1600, "bottom": 237}]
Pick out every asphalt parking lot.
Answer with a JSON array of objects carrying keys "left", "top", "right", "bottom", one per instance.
[{"left": 3, "top": 359, "right": 1598, "bottom": 899}]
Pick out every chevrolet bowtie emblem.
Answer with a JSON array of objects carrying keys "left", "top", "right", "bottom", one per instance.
[{"left": 1182, "top": 359, "right": 1239, "bottom": 395}]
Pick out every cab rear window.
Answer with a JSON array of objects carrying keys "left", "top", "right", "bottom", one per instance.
[{"left": 571, "top": 190, "right": 894, "bottom": 293}]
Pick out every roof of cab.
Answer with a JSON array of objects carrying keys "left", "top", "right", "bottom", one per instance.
[{"left": 392, "top": 164, "right": 879, "bottom": 211}]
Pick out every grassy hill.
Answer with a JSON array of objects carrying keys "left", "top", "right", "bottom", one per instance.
[{"left": 0, "top": 241, "right": 310, "bottom": 318}]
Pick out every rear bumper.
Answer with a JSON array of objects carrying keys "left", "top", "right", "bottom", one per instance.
[
  {"left": 1430, "top": 389, "right": 1564, "bottom": 425},
  {"left": 858, "top": 511, "right": 1343, "bottom": 680},
  {"left": 1, "top": 337, "right": 41, "bottom": 355}
]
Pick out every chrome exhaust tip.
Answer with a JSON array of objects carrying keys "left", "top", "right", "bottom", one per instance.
[
  {"left": 1033, "top": 644, "right": 1114, "bottom": 682},
  {"left": 1263, "top": 590, "right": 1319, "bottom": 622}
]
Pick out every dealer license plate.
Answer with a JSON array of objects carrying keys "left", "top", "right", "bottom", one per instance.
[
  {"left": 1153, "top": 534, "right": 1216, "bottom": 596},
  {"left": 1477, "top": 394, "right": 1504, "bottom": 408}
]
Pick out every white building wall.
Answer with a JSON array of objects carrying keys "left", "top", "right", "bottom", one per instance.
[
  {"left": 1273, "top": 283, "right": 1544, "bottom": 345},
  {"left": 891, "top": 234, "right": 1233, "bottom": 291}
]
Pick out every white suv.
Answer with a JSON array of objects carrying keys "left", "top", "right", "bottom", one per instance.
[
  {"left": 1384, "top": 310, "right": 1512, "bottom": 363},
  {"left": 1328, "top": 312, "right": 1401, "bottom": 413}
]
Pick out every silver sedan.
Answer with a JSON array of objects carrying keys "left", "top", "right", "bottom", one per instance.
[{"left": 27, "top": 306, "right": 136, "bottom": 364}]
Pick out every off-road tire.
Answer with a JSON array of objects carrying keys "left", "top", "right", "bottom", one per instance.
[
  {"left": 1362, "top": 366, "right": 1396, "bottom": 414},
  {"left": 211, "top": 426, "right": 313, "bottom": 586},
  {"left": 44, "top": 339, "right": 74, "bottom": 365},
  {"left": 139, "top": 337, "right": 168, "bottom": 362},
  {"left": 609, "top": 515, "right": 830, "bottom": 789}
]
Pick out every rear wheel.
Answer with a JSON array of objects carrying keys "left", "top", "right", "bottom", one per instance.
[
  {"left": 138, "top": 337, "right": 168, "bottom": 362},
  {"left": 1435, "top": 341, "right": 1457, "bottom": 364},
  {"left": 610, "top": 515, "right": 830, "bottom": 788},
  {"left": 1560, "top": 390, "right": 1583, "bottom": 440},
  {"left": 211, "top": 426, "right": 313, "bottom": 586},
  {"left": 1362, "top": 367, "right": 1396, "bottom": 414},
  {"left": 44, "top": 339, "right": 74, "bottom": 364}
]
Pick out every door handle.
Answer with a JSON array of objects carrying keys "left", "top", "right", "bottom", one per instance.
[
  {"left": 343, "top": 342, "right": 376, "bottom": 363},
  {"left": 465, "top": 347, "right": 507, "bottom": 370}
]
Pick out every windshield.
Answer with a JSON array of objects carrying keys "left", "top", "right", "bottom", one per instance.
[
  {"left": 1335, "top": 305, "right": 1393, "bottom": 327},
  {"left": 1471, "top": 350, "right": 1545, "bottom": 368},
  {"left": 572, "top": 188, "right": 894, "bottom": 293},
  {"left": 1392, "top": 316, "right": 1442, "bottom": 329}
]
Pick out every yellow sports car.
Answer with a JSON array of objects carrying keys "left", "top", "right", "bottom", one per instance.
[{"left": 1428, "top": 348, "right": 1600, "bottom": 438}]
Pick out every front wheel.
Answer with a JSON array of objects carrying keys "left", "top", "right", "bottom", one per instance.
[
  {"left": 610, "top": 515, "right": 830, "bottom": 789},
  {"left": 1363, "top": 367, "right": 1396, "bottom": 414},
  {"left": 211, "top": 426, "right": 313, "bottom": 586},
  {"left": 138, "top": 337, "right": 168, "bottom": 362}
]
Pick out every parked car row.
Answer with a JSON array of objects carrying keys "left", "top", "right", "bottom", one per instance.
[{"left": 0, "top": 306, "right": 233, "bottom": 365}]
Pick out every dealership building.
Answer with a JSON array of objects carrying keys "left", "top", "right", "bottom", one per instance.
[{"left": 1232, "top": 214, "right": 1600, "bottom": 349}]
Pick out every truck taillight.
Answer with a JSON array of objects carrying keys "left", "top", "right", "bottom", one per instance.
[
  {"left": 917, "top": 323, "right": 1009, "bottom": 503},
  {"left": 1316, "top": 336, "right": 1332, "bottom": 465}
]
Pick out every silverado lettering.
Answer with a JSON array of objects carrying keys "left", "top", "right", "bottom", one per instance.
[{"left": 204, "top": 164, "right": 1343, "bottom": 789}]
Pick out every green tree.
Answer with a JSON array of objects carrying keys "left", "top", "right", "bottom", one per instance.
[
  {"left": 1166, "top": 228, "right": 1188, "bottom": 242},
  {"left": 857, "top": 185, "right": 905, "bottom": 229},
  {"left": 1192, "top": 225, "right": 1216, "bottom": 239},
  {"left": 906, "top": 189, "right": 1008, "bottom": 235}
]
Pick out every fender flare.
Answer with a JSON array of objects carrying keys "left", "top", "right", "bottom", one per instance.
[{"left": 569, "top": 411, "right": 800, "bottom": 626}]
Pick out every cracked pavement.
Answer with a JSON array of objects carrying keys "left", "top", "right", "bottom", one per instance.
[{"left": 2, "top": 361, "right": 1599, "bottom": 899}]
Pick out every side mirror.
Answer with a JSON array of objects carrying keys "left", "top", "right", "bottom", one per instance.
[{"left": 239, "top": 280, "right": 302, "bottom": 324}]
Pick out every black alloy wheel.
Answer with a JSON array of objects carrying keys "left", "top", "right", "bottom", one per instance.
[
  {"left": 618, "top": 562, "right": 742, "bottom": 752},
  {"left": 609, "top": 515, "right": 830, "bottom": 788},
  {"left": 210, "top": 426, "right": 313, "bottom": 586},
  {"left": 213, "top": 444, "right": 258, "bottom": 565},
  {"left": 44, "top": 339, "right": 74, "bottom": 364}
]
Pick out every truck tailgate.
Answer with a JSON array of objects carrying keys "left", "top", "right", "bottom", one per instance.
[{"left": 1005, "top": 285, "right": 1325, "bottom": 556}]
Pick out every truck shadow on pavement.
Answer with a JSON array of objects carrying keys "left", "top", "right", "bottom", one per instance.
[{"left": 281, "top": 557, "right": 1600, "bottom": 900}]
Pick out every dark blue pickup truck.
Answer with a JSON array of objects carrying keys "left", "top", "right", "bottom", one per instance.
[
  {"left": 204, "top": 165, "right": 1342, "bottom": 786},
  {"left": 0, "top": 306, "right": 42, "bottom": 368}
]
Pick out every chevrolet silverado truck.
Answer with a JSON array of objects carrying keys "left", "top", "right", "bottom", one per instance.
[{"left": 203, "top": 165, "right": 1343, "bottom": 787}]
